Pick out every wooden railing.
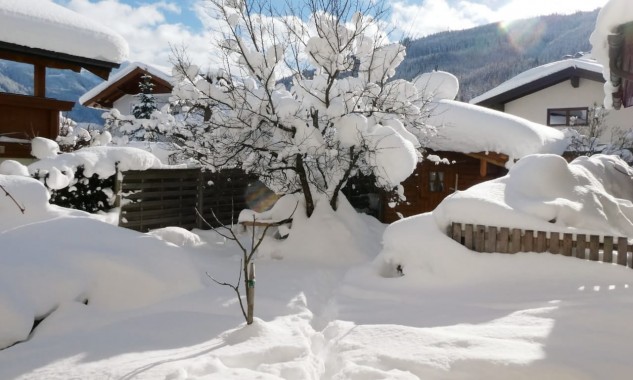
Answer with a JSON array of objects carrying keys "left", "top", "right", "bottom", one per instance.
[{"left": 448, "top": 222, "right": 633, "bottom": 268}]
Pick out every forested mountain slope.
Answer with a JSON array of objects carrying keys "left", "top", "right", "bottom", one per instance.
[{"left": 395, "top": 9, "right": 599, "bottom": 101}]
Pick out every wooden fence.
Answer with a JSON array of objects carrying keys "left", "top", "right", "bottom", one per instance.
[
  {"left": 449, "top": 222, "right": 633, "bottom": 268},
  {"left": 116, "top": 168, "right": 256, "bottom": 232}
]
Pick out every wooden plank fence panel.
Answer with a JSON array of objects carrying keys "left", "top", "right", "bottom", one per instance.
[
  {"left": 618, "top": 237, "right": 628, "bottom": 266},
  {"left": 549, "top": 232, "right": 560, "bottom": 254},
  {"left": 487, "top": 226, "right": 497, "bottom": 253},
  {"left": 511, "top": 229, "right": 521, "bottom": 253},
  {"left": 589, "top": 235, "right": 600, "bottom": 261},
  {"left": 576, "top": 235, "right": 586, "bottom": 259},
  {"left": 562, "top": 233, "right": 573, "bottom": 257},
  {"left": 603, "top": 236, "right": 614, "bottom": 264},
  {"left": 446, "top": 223, "right": 633, "bottom": 271},
  {"left": 498, "top": 228, "right": 509, "bottom": 253},
  {"left": 475, "top": 225, "right": 485, "bottom": 252}
]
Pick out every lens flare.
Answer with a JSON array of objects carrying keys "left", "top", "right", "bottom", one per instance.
[
  {"left": 244, "top": 181, "right": 279, "bottom": 212},
  {"left": 499, "top": 18, "right": 547, "bottom": 54}
]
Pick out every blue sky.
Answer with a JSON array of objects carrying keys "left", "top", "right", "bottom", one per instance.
[{"left": 54, "top": 0, "right": 609, "bottom": 68}]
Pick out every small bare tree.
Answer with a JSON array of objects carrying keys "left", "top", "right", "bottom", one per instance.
[{"left": 198, "top": 208, "right": 294, "bottom": 325}]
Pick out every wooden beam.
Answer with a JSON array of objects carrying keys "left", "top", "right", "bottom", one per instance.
[
  {"left": 34, "top": 64, "right": 46, "bottom": 97},
  {"left": 479, "top": 158, "right": 487, "bottom": 177},
  {"left": 570, "top": 76, "right": 580, "bottom": 88}
]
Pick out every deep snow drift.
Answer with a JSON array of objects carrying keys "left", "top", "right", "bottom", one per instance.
[{"left": 0, "top": 154, "right": 632, "bottom": 379}]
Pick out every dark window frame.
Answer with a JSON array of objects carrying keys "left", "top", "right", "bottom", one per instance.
[
  {"left": 428, "top": 171, "right": 445, "bottom": 193},
  {"left": 546, "top": 107, "right": 589, "bottom": 126}
]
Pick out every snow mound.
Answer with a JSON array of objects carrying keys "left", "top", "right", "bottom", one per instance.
[
  {"left": 31, "top": 137, "right": 60, "bottom": 159},
  {"left": 413, "top": 71, "right": 459, "bottom": 101},
  {"left": 424, "top": 100, "right": 569, "bottom": 164},
  {"left": 0, "top": 160, "right": 29, "bottom": 176},
  {"left": 28, "top": 145, "right": 166, "bottom": 190},
  {"left": 149, "top": 227, "right": 204, "bottom": 247},
  {"left": 0, "top": 175, "right": 51, "bottom": 224},
  {"left": 435, "top": 154, "right": 633, "bottom": 237},
  {"left": 240, "top": 193, "right": 385, "bottom": 265}
]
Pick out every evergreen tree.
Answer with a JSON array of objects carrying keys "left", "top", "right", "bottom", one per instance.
[{"left": 132, "top": 74, "right": 156, "bottom": 119}]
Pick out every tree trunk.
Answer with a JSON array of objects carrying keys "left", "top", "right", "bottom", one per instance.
[
  {"left": 246, "top": 262, "right": 255, "bottom": 325},
  {"left": 295, "top": 154, "right": 314, "bottom": 217}
]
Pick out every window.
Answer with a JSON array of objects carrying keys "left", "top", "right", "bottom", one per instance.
[
  {"left": 547, "top": 107, "right": 588, "bottom": 126},
  {"left": 429, "top": 171, "right": 444, "bottom": 192}
]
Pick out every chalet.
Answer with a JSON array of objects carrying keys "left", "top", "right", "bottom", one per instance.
[
  {"left": 80, "top": 62, "right": 172, "bottom": 115},
  {"left": 0, "top": 0, "right": 127, "bottom": 160},
  {"left": 380, "top": 99, "right": 569, "bottom": 222},
  {"left": 469, "top": 57, "right": 633, "bottom": 145}
]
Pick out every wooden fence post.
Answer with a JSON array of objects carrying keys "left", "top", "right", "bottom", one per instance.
[
  {"left": 523, "top": 230, "right": 534, "bottom": 252},
  {"left": 617, "top": 237, "right": 628, "bottom": 266},
  {"left": 498, "top": 228, "right": 509, "bottom": 253},
  {"left": 536, "top": 231, "right": 547, "bottom": 253},
  {"left": 603, "top": 236, "right": 614, "bottom": 264},
  {"left": 487, "top": 226, "right": 497, "bottom": 253},
  {"left": 562, "top": 233, "right": 573, "bottom": 257},
  {"left": 511, "top": 229, "right": 521, "bottom": 253},
  {"left": 576, "top": 234, "right": 586, "bottom": 259},
  {"left": 451, "top": 223, "right": 462, "bottom": 244},
  {"left": 464, "top": 224, "right": 474, "bottom": 250},
  {"left": 549, "top": 232, "right": 560, "bottom": 254},
  {"left": 589, "top": 235, "right": 600, "bottom": 261},
  {"left": 475, "top": 225, "right": 486, "bottom": 252}
]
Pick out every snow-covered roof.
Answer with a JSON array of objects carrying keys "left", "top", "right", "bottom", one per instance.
[
  {"left": 590, "top": 0, "right": 633, "bottom": 109},
  {"left": 0, "top": 0, "right": 128, "bottom": 64},
  {"left": 79, "top": 62, "right": 172, "bottom": 108},
  {"left": 424, "top": 99, "right": 569, "bottom": 163},
  {"left": 470, "top": 58, "right": 604, "bottom": 106}
]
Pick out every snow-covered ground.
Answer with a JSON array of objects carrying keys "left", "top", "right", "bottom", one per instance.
[{"left": 1, "top": 152, "right": 633, "bottom": 379}]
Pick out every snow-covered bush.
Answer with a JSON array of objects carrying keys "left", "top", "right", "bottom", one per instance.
[{"left": 118, "top": 0, "right": 426, "bottom": 218}]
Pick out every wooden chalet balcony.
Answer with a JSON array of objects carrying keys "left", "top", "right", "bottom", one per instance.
[{"left": 0, "top": 92, "right": 73, "bottom": 158}]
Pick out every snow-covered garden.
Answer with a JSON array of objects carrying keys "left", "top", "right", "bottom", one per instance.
[
  {"left": 2, "top": 149, "right": 633, "bottom": 379},
  {"left": 2, "top": 0, "right": 633, "bottom": 378}
]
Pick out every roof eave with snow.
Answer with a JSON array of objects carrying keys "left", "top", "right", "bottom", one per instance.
[
  {"left": 470, "top": 58, "right": 605, "bottom": 108},
  {"left": 0, "top": 0, "right": 128, "bottom": 78},
  {"left": 79, "top": 62, "right": 173, "bottom": 109}
]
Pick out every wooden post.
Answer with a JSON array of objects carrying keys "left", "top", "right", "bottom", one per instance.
[
  {"left": 549, "top": 232, "right": 560, "bottom": 254},
  {"left": 523, "top": 230, "right": 534, "bottom": 252},
  {"left": 475, "top": 225, "right": 485, "bottom": 252},
  {"left": 617, "top": 237, "right": 628, "bottom": 266},
  {"left": 603, "top": 236, "right": 614, "bottom": 264},
  {"left": 479, "top": 159, "right": 487, "bottom": 177},
  {"left": 246, "top": 262, "right": 255, "bottom": 325},
  {"left": 576, "top": 234, "right": 586, "bottom": 259},
  {"left": 589, "top": 235, "right": 600, "bottom": 261},
  {"left": 536, "top": 231, "right": 547, "bottom": 253},
  {"left": 464, "top": 224, "right": 474, "bottom": 250},
  {"left": 196, "top": 169, "right": 205, "bottom": 229},
  {"left": 562, "top": 233, "right": 573, "bottom": 257},
  {"left": 511, "top": 229, "right": 521, "bottom": 253},
  {"left": 451, "top": 223, "right": 462, "bottom": 243},
  {"left": 34, "top": 64, "right": 46, "bottom": 97},
  {"left": 498, "top": 227, "right": 509, "bottom": 253},
  {"left": 487, "top": 226, "right": 497, "bottom": 253}
]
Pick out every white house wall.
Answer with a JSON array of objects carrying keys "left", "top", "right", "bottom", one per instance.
[
  {"left": 504, "top": 78, "right": 633, "bottom": 143},
  {"left": 112, "top": 93, "right": 171, "bottom": 116}
]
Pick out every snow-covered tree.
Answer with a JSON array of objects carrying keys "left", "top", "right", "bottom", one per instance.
[
  {"left": 565, "top": 105, "right": 633, "bottom": 163},
  {"left": 132, "top": 74, "right": 157, "bottom": 119},
  {"left": 163, "top": 0, "right": 426, "bottom": 217}
]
